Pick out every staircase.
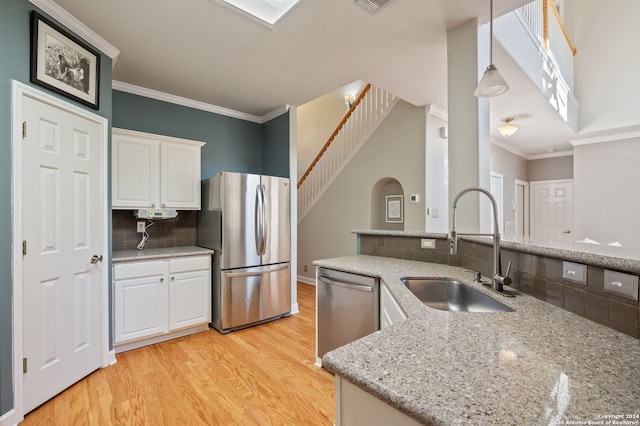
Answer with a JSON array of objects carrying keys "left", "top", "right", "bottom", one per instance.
[{"left": 297, "top": 84, "right": 398, "bottom": 223}]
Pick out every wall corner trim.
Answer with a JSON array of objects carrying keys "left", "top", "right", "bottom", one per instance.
[
  {"left": 569, "top": 124, "right": 640, "bottom": 147},
  {"left": 28, "top": 0, "right": 120, "bottom": 67}
]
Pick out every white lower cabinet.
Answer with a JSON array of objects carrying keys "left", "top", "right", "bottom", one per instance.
[
  {"left": 336, "top": 376, "right": 421, "bottom": 426},
  {"left": 114, "top": 255, "right": 211, "bottom": 352},
  {"left": 380, "top": 282, "right": 407, "bottom": 329}
]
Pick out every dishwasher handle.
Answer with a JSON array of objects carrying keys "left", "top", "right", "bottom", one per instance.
[{"left": 318, "top": 275, "right": 374, "bottom": 292}]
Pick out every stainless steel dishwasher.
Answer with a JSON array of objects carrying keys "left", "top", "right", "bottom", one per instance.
[{"left": 316, "top": 267, "right": 379, "bottom": 364}]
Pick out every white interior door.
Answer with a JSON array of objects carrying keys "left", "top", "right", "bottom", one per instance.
[
  {"left": 530, "top": 180, "right": 574, "bottom": 242},
  {"left": 21, "top": 94, "right": 103, "bottom": 413}
]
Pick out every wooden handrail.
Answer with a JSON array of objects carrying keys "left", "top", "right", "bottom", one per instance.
[
  {"left": 297, "top": 83, "right": 372, "bottom": 189},
  {"left": 543, "top": 0, "right": 577, "bottom": 56}
]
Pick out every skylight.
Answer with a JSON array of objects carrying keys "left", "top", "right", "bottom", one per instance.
[{"left": 221, "top": 0, "right": 303, "bottom": 26}]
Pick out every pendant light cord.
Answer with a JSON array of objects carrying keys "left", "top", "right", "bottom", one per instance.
[{"left": 489, "top": 0, "right": 493, "bottom": 64}]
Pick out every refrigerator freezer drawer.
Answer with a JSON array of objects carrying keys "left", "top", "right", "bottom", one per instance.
[{"left": 218, "top": 263, "right": 291, "bottom": 332}]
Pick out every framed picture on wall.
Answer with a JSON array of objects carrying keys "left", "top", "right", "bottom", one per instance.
[
  {"left": 385, "top": 195, "right": 403, "bottom": 223},
  {"left": 30, "top": 11, "right": 100, "bottom": 109}
]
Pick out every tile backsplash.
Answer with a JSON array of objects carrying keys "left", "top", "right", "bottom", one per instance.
[
  {"left": 112, "top": 210, "right": 197, "bottom": 251},
  {"left": 358, "top": 234, "right": 640, "bottom": 339}
]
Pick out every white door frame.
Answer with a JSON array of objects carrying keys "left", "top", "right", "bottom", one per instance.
[
  {"left": 514, "top": 179, "right": 530, "bottom": 237},
  {"left": 489, "top": 172, "right": 504, "bottom": 234},
  {"left": 10, "top": 81, "right": 113, "bottom": 424}
]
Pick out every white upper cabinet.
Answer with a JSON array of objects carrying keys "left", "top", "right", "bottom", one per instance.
[{"left": 112, "top": 128, "right": 205, "bottom": 210}]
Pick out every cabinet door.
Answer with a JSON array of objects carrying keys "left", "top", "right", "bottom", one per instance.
[
  {"left": 114, "top": 275, "right": 167, "bottom": 344},
  {"left": 112, "top": 133, "right": 159, "bottom": 209},
  {"left": 168, "top": 269, "right": 211, "bottom": 330},
  {"left": 161, "top": 141, "right": 201, "bottom": 209}
]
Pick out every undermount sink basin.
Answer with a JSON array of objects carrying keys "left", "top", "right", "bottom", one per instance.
[{"left": 400, "top": 278, "right": 514, "bottom": 313}]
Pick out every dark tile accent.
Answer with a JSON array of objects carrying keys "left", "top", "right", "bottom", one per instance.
[
  {"left": 532, "top": 277, "right": 547, "bottom": 300},
  {"left": 586, "top": 266, "right": 607, "bottom": 297},
  {"left": 563, "top": 286, "right": 585, "bottom": 316},
  {"left": 112, "top": 210, "right": 197, "bottom": 251},
  {"left": 501, "top": 249, "right": 519, "bottom": 273},
  {"left": 533, "top": 256, "right": 563, "bottom": 282},
  {"left": 609, "top": 300, "right": 639, "bottom": 338},
  {"left": 518, "top": 253, "right": 532, "bottom": 274},
  {"left": 516, "top": 272, "right": 533, "bottom": 294},
  {"left": 545, "top": 280, "right": 564, "bottom": 308},
  {"left": 585, "top": 293, "right": 609, "bottom": 327}
]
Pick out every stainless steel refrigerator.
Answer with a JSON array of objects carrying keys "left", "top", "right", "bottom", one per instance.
[{"left": 197, "top": 172, "right": 291, "bottom": 333}]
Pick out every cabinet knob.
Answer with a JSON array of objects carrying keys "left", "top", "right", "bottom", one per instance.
[
  {"left": 160, "top": 278, "right": 164, "bottom": 282},
  {"left": 171, "top": 276, "right": 175, "bottom": 281}
]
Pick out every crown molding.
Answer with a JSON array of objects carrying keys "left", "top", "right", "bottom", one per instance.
[
  {"left": 426, "top": 104, "right": 448, "bottom": 121},
  {"left": 528, "top": 149, "right": 573, "bottom": 160},
  {"left": 29, "top": 0, "right": 120, "bottom": 67},
  {"left": 570, "top": 124, "right": 640, "bottom": 147},
  {"left": 112, "top": 81, "right": 287, "bottom": 123}
]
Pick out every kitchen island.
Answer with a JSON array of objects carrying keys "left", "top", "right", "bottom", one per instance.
[{"left": 315, "top": 255, "right": 640, "bottom": 425}]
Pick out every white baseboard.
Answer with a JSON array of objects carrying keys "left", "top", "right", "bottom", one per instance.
[
  {"left": 0, "top": 407, "right": 18, "bottom": 426},
  {"left": 290, "top": 302, "right": 300, "bottom": 315},
  {"left": 297, "top": 275, "right": 315, "bottom": 285},
  {"left": 107, "top": 349, "right": 117, "bottom": 366}
]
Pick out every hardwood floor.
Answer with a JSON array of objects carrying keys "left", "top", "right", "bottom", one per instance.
[{"left": 22, "top": 282, "right": 335, "bottom": 425}]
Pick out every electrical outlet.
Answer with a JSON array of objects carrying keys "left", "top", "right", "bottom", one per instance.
[
  {"left": 421, "top": 239, "right": 436, "bottom": 249},
  {"left": 304, "top": 265, "right": 308, "bottom": 272},
  {"left": 137, "top": 221, "right": 146, "bottom": 233}
]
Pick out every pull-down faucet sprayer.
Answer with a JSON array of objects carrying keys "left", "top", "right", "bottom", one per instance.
[{"left": 450, "top": 187, "right": 513, "bottom": 296}]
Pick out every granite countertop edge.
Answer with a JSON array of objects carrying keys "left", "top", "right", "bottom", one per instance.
[
  {"left": 313, "top": 255, "right": 640, "bottom": 425},
  {"left": 112, "top": 246, "right": 214, "bottom": 262}
]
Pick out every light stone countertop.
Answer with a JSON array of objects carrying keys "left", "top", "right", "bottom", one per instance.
[
  {"left": 112, "top": 246, "right": 213, "bottom": 263},
  {"left": 315, "top": 255, "right": 640, "bottom": 426}
]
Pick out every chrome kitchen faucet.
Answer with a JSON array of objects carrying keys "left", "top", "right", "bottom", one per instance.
[{"left": 449, "top": 187, "right": 513, "bottom": 297}]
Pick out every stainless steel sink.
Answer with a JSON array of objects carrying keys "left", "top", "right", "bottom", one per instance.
[{"left": 400, "top": 278, "right": 514, "bottom": 313}]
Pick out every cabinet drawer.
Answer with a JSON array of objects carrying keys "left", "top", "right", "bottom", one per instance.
[
  {"left": 169, "top": 255, "right": 210, "bottom": 274},
  {"left": 114, "top": 260, "right": 165, "bottom": 280}
]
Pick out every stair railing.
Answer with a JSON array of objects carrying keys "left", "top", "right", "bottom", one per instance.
[{"left": 297, "top": 84, "right": 397, "bottom": 222}]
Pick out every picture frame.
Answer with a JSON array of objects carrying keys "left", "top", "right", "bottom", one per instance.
[
  {"left": 30, "top": 11, "right": 100, "bottom": 109},
  {"left": 385, "top": 195, "right": 403, "bottom": 223}
]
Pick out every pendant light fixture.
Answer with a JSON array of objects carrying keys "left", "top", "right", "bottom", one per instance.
[{"left": 474, "top": 0, "right": 509, "bottom": 97}]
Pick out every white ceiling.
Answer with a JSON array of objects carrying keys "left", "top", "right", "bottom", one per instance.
[{"left": 52, "top": 0, "right": 573, "bottom": 157}]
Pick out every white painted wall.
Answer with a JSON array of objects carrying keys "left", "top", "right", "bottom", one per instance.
[
  {"left": 573, "top": 138, "right": 640, "bottom": 247},
  {"left": 425, "top": 109, "right": 448, "bottom": 233},
  {"left": 566, "top": 0, "right": 640, "bottom": 133},
  {"left": 296, "top": 81, "right": 367, "bottom": 179},
  {"left": 297, "top": 101, "right": 426, "bottom": 281}
]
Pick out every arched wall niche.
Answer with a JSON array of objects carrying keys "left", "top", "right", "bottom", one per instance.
[{"left": 370, "top": 178, "right": 405, "bottom": 231}]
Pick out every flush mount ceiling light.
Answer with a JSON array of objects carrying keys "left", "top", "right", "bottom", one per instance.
[
  {"left": 474, "top": 0, "right": 509, "bottom": 97},
  {"left": 498, "top": 117, "right": 519, "bottom": 137},
  {"left": 219, "top": 0, "right": 303, "bottom": 26}
]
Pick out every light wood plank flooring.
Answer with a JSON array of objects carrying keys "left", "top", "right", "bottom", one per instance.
[{"left": 23, "top": 282, "right": 335, "bottom": 425}]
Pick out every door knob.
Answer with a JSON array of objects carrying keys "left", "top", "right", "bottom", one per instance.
[{"left": 90, "top": 255, "right": 103, "bottom": 264}]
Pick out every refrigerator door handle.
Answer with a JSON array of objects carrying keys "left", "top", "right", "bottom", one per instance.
[
  {"left": 255, "top": 185, "right": 263, "bottom": 256},
  {"left": 226, "top": 263, "right": 290, "bottom": 278},
  {"left": 260, "top": 184, "right": 268, "bottom": 256}
]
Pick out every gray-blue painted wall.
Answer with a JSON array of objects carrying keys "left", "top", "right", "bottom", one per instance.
[
  {"left": 113, "top": 91, "right": 290, "bottom": 179},
  {"left": 1, "top": 0, "right": 289, "bottom": 416}
]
